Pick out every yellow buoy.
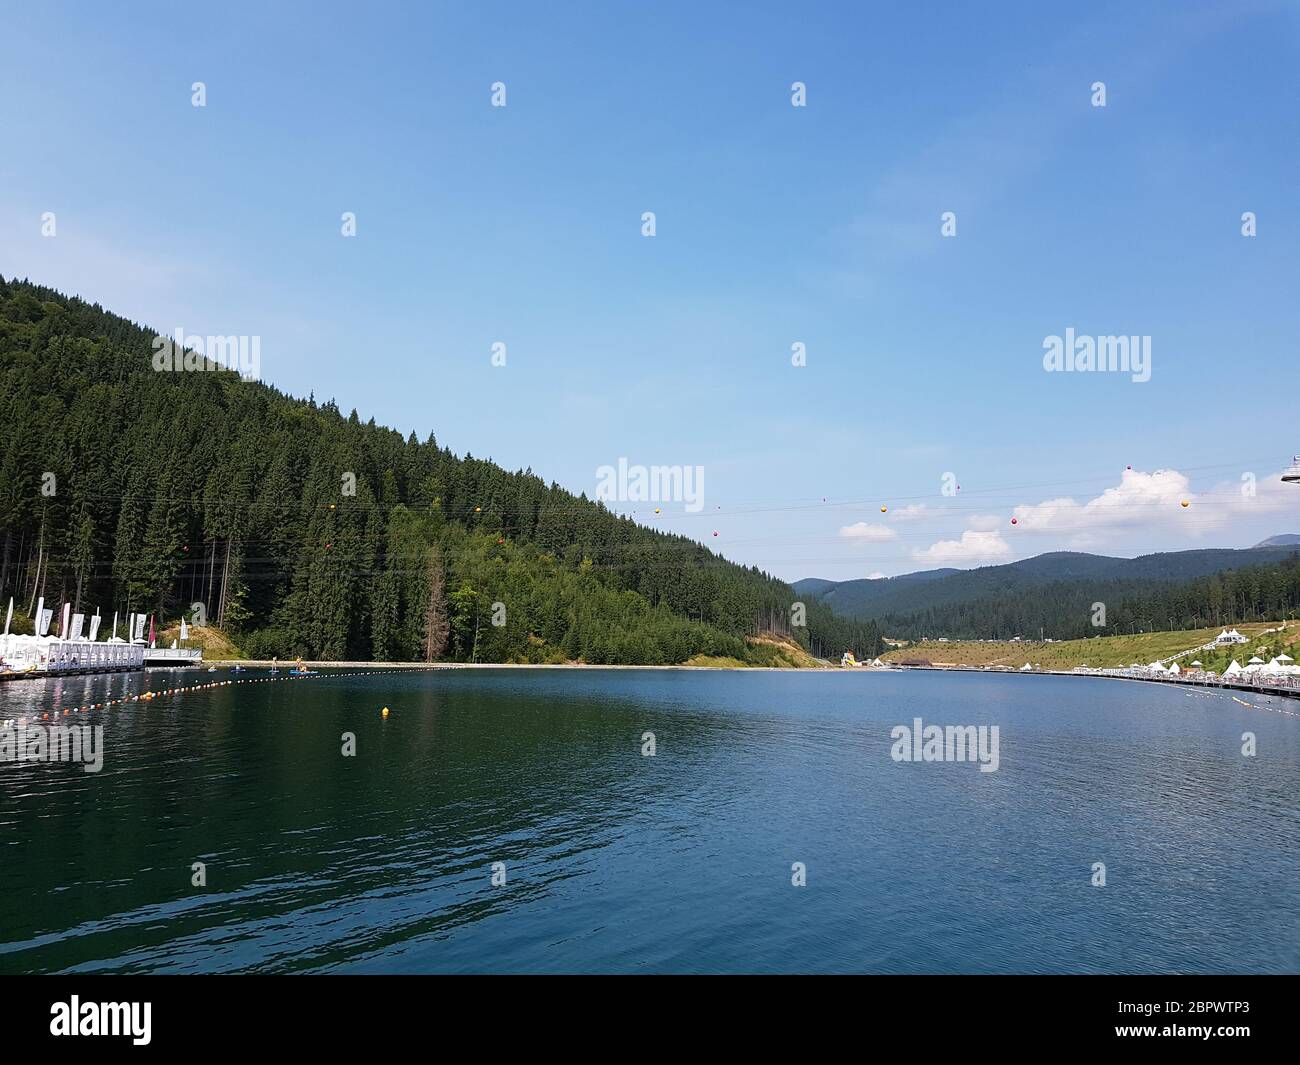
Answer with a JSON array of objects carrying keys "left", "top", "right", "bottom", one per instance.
[
  {"left": 880, "top": 506, "right": 888, "bottom": 513},
  {"left": 381, "top": 706, "right": 390, "bottom": 717},
  {"left": 1181, "top": 500, "right": 1190, "bottom": 508}
]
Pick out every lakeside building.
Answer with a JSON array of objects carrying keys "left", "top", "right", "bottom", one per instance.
[{"left": 0, "top": 634, "right": 144, "bottom": 675}]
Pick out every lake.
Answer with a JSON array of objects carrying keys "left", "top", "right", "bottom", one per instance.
[{"left": 1, "top": 667, "right": 1297, "bottom": 974}]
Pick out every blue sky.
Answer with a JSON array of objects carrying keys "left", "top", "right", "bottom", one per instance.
[{"left": 2, "top": 0, "right": 1297, "bottom": 580}]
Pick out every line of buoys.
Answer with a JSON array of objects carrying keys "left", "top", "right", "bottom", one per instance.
[
  {"left": 1231, "top": 694, "right": 1299, "bottom": 718},
  {"left": 16, "top": 667, "right": 443, "bottom": 721}
]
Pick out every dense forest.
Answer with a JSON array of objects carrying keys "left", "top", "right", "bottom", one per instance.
[
  {"left": 878, "top": 555, "right": 1300, "bottom": 641},
  {"left": 0, "top": 277, "right": 882, "bottom": 664}
]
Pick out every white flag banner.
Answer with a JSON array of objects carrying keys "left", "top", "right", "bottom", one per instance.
[
  {"left": 39, "top": 608, "right": 53, "bottom": 636},
  {"left": 35, "top": 597, "right": 45, "bottom": 635},
  {"left": 60, "top": 603, "right": 71, "bottom": 640},
  {"left": 70, "top": 613, "right": 85, "bottom": 640},
  {"left": 132, "top": 614, "right": 145, "bottom": 642},
  {"left": 89, "top": 614, "right": 102, "bottom": 641}
]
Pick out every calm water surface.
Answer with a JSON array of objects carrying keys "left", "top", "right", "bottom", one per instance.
[{"left": 1, "top": 667, "right": 1297, "bottom": 974}]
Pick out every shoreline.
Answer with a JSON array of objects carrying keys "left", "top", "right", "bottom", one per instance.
[
  {"left": 9, "top": 658, "right": 1296, "bottom": 702},
  {"left": 894, "top": 663, "right": 1300, "bottom": 702},
  {"left": 215, "top": 659, "right": 1300, "bottom": 701},
  {"left": 186, "top": 660, "right": 1300, "bottom": 700},
  {"left": 215, "top": 660, "right": 848, "bottom": 673}
]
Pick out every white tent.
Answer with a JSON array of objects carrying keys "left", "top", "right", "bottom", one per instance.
[
  {"left": 1263, "top": 658, "right": 1300, "bottom": 676},
  {"left": 1224, "top": 660, "right": 1243, "bottom": 676},
  {"left": 1278, "top": 653, "right": 1294, "bottom": 663},
  {"left": 1168, "top": 662, "right": 1181, "bottom": 675}
]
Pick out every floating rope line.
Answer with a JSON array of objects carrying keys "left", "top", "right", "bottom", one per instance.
[
  {"left": 26, "top": 668, "right": 444, "bottom": 722},
  {"left": 1230, "top": 694, "right": 1300, "bottom": 718}
]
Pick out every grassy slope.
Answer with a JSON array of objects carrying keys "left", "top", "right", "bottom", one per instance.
[
  {"left": 880, "top": 621, "right": 1300, "bottom": 670},
  {"left": 156, "top": 625, "right": 243, "bottom": 661},
  {"left": 686, "top": 635, "right": 827, "bottom": 669}
]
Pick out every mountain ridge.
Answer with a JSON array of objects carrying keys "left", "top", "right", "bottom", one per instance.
[{"left": 799, "top": 542, "right": 1300, "bottom": 622}]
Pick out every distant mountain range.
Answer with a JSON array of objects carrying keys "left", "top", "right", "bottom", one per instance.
[
  {"left": 796, "top": 541, "right": 1300, "bottom": 622},
  {"left": 1254, "top": 534, "right": 1300, "bottom": 548}
]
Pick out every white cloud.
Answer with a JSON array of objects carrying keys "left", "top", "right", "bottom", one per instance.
[
  {"left": 968, "top": 513, "right": 1004, "bottom": 531},
  {"left": 1201, "top": 469, "right": 1299, "bottom": 526},
  {"left": 839, "top": 522, "right": 897, "bottom": 542},
  {"left": 913, "top": 530, "right": 1012, "bottom": 565},
  {"left": 1003, "top": 466, "right": 1298, "bottom": 546},
  {"left": 1011, "top": 468, "right": 1189, "bottom": 535}
]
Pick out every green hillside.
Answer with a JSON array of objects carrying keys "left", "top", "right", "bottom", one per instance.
[
  {"left": 0, "top": 277, "right": 880, "bottom": 664},
  {"left": 882, "top": 621, "right": 1299, "bottom": 671},
  {"left": 802, "top": 548, "right": 1300, "bottom": 639}
]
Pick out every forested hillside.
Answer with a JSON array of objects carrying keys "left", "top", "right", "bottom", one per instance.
[
  {"left": 878, "top": 555, "right": 1300, "bottom": 641},
  {"left": 0, "top": 277, "right": 881, "bottom": 663},
  {"left": 801, "top": 546, "right": 1300, "bottom": 623}
]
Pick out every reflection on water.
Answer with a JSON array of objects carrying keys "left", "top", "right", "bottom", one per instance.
[{"left": 1, "top": 668, "right": 1297, "bottom": 973}]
